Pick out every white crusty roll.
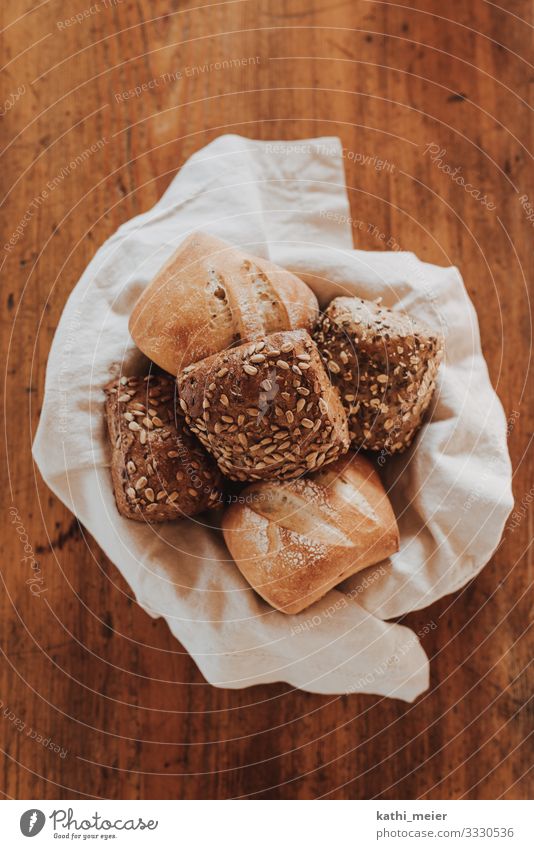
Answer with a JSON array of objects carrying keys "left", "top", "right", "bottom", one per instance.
[
  {"left": 177, "top": 329, "right": 349, "bottom": 482},
  {"left": 222, "top": 452, "right": 399, "bottom": 613},
  {"left": 129, "top": 232, "right": 319, "bottom": 374}
]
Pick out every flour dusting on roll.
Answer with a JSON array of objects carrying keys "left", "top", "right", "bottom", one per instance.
[
  {"left": 222, "top": 452, "right": 399, "bottom": 613},
  {"left": 129, "top": 232, "right": 319, "bottom": 374}
]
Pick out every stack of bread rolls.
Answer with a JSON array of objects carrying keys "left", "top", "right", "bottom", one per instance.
[{"left": 105, "top": 231, "right": 443, "bottom": 613}]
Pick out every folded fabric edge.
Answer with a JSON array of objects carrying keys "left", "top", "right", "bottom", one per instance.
[{"left": 184, "top": 638, "right": 430, "bottom": 702}]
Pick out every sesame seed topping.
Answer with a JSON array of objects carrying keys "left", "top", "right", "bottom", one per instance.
[
  {"left": 276, "top": 360, "right": 289, "bottom": 370},
  {"left": 243, "top": 364, "right": 258, "bottom": 376}
]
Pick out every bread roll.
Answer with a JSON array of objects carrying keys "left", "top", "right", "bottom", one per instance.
[
  {"left": 314, "top": 297, "right": 443, "bottom": 453},
  {"left": 177, "top": 329, "right": 349, "bottom": 482},
  {"left": 105, "top": 374, "right": 223, "bottom": 521},
  {"left": 129, "top": 232, "right": 319, "bottom": 374},
  {"left": 222, "top": 452, "right": 399, "bottom": 613}
]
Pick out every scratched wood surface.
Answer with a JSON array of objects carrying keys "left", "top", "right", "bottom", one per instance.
[{"left": 1, "top": 0, "right": 532, "bottom": 800}]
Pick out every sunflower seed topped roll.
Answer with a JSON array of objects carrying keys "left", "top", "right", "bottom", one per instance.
[
  {"left": 105, "top": 374, "right": 223, "bottom": 521},
  {"left": 314, "top": 297, "right": 444, "bottom": 453},
  {"left": 177, "top": 329, "right": 349, "bottom": 482}
]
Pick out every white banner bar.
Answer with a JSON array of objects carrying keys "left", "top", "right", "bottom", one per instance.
[{"left": 3, "top": 799, "right": 532, "bottom": 848}]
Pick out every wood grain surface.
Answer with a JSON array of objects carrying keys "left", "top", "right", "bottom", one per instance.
[{"left": 1, "top": 0, "right": 532, "bottom": 800}]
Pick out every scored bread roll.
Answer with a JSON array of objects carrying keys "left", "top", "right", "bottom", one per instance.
[
  {"left": 314, "top": 296, "right": 443, "bottom": 453},
  {"left": 177, "top": 329, "right": 349, "bottom": 482},
  {"left": 129, "top": 232, "right": 319, "bottom": 374},
  {"left": 222, "top": 452, "right": 399, "bottom": 614},
  {"left": 105, "top": 374, "right": 223, "bottom": 521}
]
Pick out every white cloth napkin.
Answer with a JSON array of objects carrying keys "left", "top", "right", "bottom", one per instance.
[{"left": 33, "top": 135, "right": 513, "bottom": 702}]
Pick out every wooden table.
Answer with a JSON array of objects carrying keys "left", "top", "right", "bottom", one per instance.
[{"left": 1, "top": 0, "right": 532, "bottom": 800}]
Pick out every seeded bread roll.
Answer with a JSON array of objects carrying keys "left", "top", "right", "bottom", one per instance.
[
  {"left": 177, "top": 329, "right": 349, "bottom": 482},
  {"left": 314, "top": 297, "right": 444, "bottom": 453},
  {"left": 222, "top": 452, "right": 399, "bottom": 613},
  {"left": 105, "top": 374, "right": 223, "bottom": 521},
  {"left": 129, "top": 232, "right": 319, "bottom": 375}
]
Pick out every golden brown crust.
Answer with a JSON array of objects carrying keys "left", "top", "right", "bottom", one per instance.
[
  {"left": 105, "top": 374, "right": 224, "bottom": 521},
  {"left": 314, "top": 297, "right": 443, "bottom": 453},
  {"left": 176, "top": 329, "right": 349, "bottom": 482},
  {"left": 128, "top": 232, "right": 319, "bottom": 375},
  {"left": 222, "top": 452, "right": 399, "bottom": 613}
]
